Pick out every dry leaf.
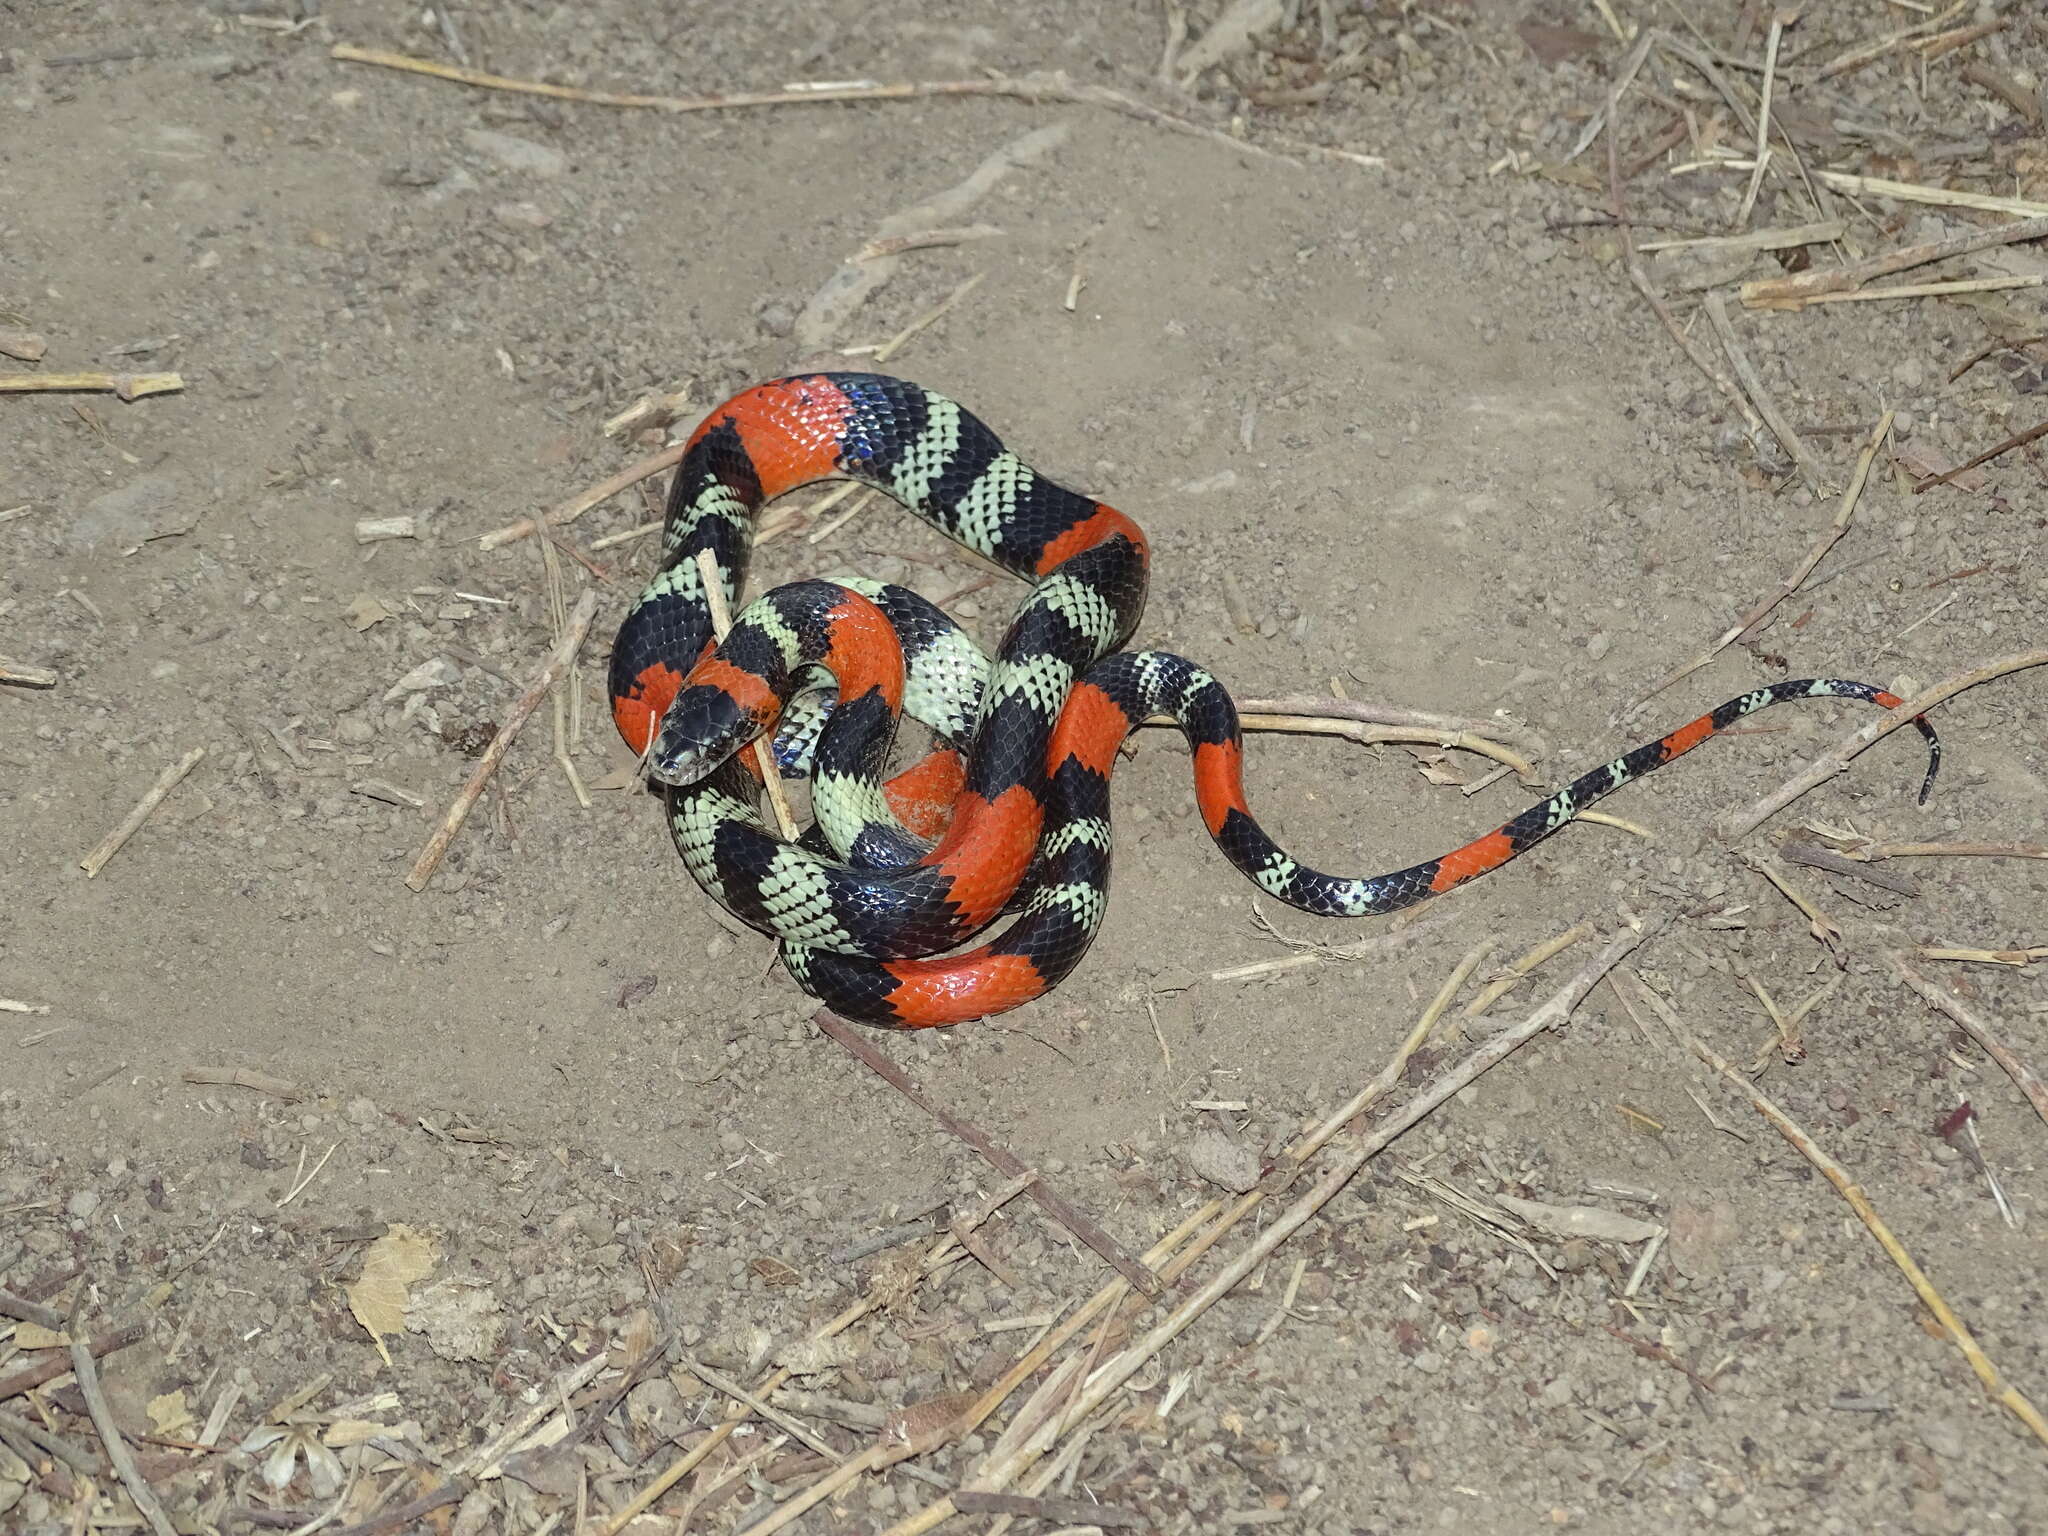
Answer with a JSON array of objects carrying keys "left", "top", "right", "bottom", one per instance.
[
  {"left": 147, "top": 1389, "right": 196, "bottom": 1439},
  {"left": 1494, "top": 1194, "right": 1663, "bottom": 1245},
  {"left": 884, "top": 1391, "right": 977, "bottom": 1443},
  {"left": 1413, "top": 752, "right": 1470, "bottom": 788},
  {"left": 750, "top": 1257, "right": 800, "bottom": 1288},
  {"left": 344, "top": 593, "right": 393, "bottom": 631},
  {"left": 617, "top": 1306, "right": 658, "bottom": 1364},
  {"left": 347, "top": 1223, "right": 439, "bottom": 1365}
]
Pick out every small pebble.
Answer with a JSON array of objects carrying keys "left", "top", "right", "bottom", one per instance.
[
  {"left": 491, "top": 200, "right": 553, "bottom": 229},
  {"left": 463, "top": 128, "right": 566, "bottom": 177}
]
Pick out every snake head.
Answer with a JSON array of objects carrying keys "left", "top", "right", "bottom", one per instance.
[{"left": 647, "top": 682, "right": 775, "bottom": 786}]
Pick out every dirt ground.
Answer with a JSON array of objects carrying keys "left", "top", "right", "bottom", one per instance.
[{"left": 4, "top": 1, "right": 2046, "bottom": 1532}]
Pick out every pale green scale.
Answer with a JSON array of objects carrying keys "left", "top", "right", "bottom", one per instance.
[
  {"left": 990, "top": 653, "right": 1076, "bottom": 719},
  {"left": 1036, "top": 572, "right": 1120, "bottom": 647},
  {"left": 887, "top": 396, "right": 963, "bottom": 511},
  {"left": 953, "top": 454, "right": 1033, "bottom": 554},
  {"left": 756, "top": 846, "right": 857, "bottom": 950}
]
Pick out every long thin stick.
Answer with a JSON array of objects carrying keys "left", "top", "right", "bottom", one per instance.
[
  {"left": 1666, "top": 1010, "right": 2048, "bottom": 1446},
  {"left": 0, "top": 657, "right": 58, "bottom": 688},
  {"left": 1731, "top": 13, "right": 1784, "bottom": 231},
  {"left": 1231, "top": 693, "right": 1545, "bottom": 757},
  {"left": 1703, "top": 290, "right": 1829, "bottom": 496},
  {"left": 331, "top": 45, "right": 1308, "bottom": 169},
  {"left": 406, "top": 589, "right": 598, "bottom": 890},
  {"left": 814, "top": 1009, "right": 1161, "bottom": 1295},
  {"left": 1712, "top": 162, "right": 2048, "bottom": 220},
  {"left": 1623, "top": 411, "right": 1890, "bottom": 714},
  {"left": 1889, "top": 954, "right": 2048, "bottom": 1128},
  {"left": 1742, "top": 213, "right": 2048, "bottom": 307},
  {"left": 69, "top": 1329, "right": 178, "bottom": 1536},
  {"left": 1715, "top": 649, "right": 2048, "bottom": 841},
  {"left": 878, "top": 919, "right": 1661, "bottom": 1535},
  {"left": 0, "top": 371, "right": 183, "bottom": 400},
  {"left": 1602, "top": 85, "right": 1764, "bottom": 440},
  {"left": 1789, "top": 275, "right": 2043, "bottom": 307},
  {"left": 1855, "top": 841, "right": 2048, "bottom": 861},
  {"left": 1913, "top": 415, "right": 2048, "bottom": 492},
  {"left": 478, "top": 442, "right": 687, "bottom": 550},
  {"left": 0, "top": 1320, "right": 145, "bottom": 1401},
  {"left": 80, "top": 747, "right": 206, "bottom": 877},
  {"left": 682, "top": 1357, "right": 844, "bottom": 1462}
]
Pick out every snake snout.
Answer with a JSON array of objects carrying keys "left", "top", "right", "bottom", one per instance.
[{"left": 647, "top": 685, "right": 766, "bottom": 786}]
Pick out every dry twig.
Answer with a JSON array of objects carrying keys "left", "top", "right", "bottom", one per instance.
[
  {"left": 0, "top": 371, "right": 183, "bottom": 400},
  {"left": 80, "top": 747, "right": 205, "bottom": 877},
  {"left": 478, "top": 442, "right": 686, "bottom": 550},
  {"left": 1713, "top": 163, "right": 2048, "bottom": 220},
  {"left": 405, "top": 589, "right": 598, "bottom": 889},
  {"left": 1623, "top": 412, "right": 1889, "bottom": 714},
  {"left": 1702, "top": 290, "right": 1829, "bottom": 495},
  {"left": 0, "top": 1320, "right": 145, "bottom": 1402},
  {"left": 1889, "top": 954, "right": 2048, "bottom": 1128},
  {"left": 1463, "top": 922, "right": 1595, "bottom": 1018},
  {"left": 69, "top": 1324, "right": 178, "bottom": 1536},
  {"left": 1603, "top": 88, "right": 1764, "bottom": 439},
  {"left": 1852, "top": 841, "right": 2047, "bottom": 861},
  {"left": 1668, "top": 1008, "right": 2048, "bottom": 1446},
  {"left": 0, "top": 657, "right": 59, "bottom": 689},
  {"left": 814, "top": 1009, "right": 1159, "bottom": 1295},
  {"left": 1741, "top": 214, "right": 2048, "bottom": 308},
  {"left": 331, "top": 44, "right": 1330, "bottom": 169},
  {"left": 1914, "top": 416, "right": 2048, "bottom": 493},
  {"left": 874, "top": 919, "right": 1663, "bottom": 1534},
  {"left": 179, "top": 1067, "right": 303, "bottom": 1101}
]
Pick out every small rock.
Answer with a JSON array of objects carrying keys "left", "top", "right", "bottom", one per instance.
[
  {"left": 1667, "top": 1198, "right": 1741, "bottom": 1277},
  {"left": 464, "top": 128, "right": 566, "bottom": 177},
  {"left": 68, "top": 1189, "right": 101, "bottom": 1221},
  {"left": 1920, "top": 1417, "right": 1967, "bottom": 1459},
  {"left": 72, "top": 471, "right": 188, "bottom": 551},
  {"left": 625, "top": 1379, "right": 685, "bottom": 1437},
  {"left": 450, "top": 1488, "right": 494, "bottom": 1536},
  {"left": 383, "top": 656, "right": 461, "bottom": 703},
  {"left": 1182, "top": 1129, "right": 1261, "bottom": 1193},
  {"left": 492, "top": 200, "right": 553, "bottom": 229}
]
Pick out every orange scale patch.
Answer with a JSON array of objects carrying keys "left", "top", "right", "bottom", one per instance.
[{"left": 881, "top": 952, "right": 1049, "bottom": 1028}]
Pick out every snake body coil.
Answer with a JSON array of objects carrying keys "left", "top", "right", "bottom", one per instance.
[{"left": 611, "top": 373, "right": 1937, "bottom": 1027}]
